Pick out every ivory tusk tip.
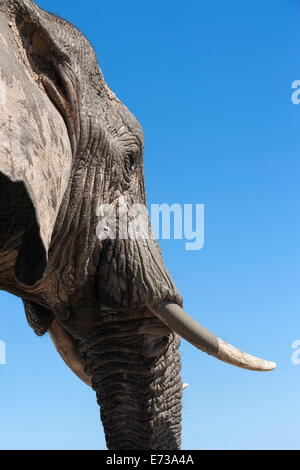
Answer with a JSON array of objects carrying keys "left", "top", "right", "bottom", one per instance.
[
  {"left": 216, "top": 338, "right": 277, "bottom": 372},
  {"left": 182, "top": 383, "right": 189, "bottom": 390},
  {"left": 261, "top": 361, "right": 277, "bottom": 371}
]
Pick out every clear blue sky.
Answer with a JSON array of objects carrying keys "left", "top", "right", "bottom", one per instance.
[{"left": 0, "top": 0, "right": 299, "bottom": 450}]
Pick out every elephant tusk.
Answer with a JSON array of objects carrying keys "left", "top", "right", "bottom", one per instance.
[
  {"left": 48, "top": 319, "right": 92, "bottom": 387},
  {"left": 182, "top": 383, "right": 189, "bottom": 390},
  {"left": 150, "top": 302, "right": 276, "bottom": 372}
]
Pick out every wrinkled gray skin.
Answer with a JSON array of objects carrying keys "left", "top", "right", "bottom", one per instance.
[{"left": 0, "top": 0, "right": 183, "bottom": 449}]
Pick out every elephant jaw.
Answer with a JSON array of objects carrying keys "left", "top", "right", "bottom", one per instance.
[
  {"left": 150, "top": 302, "right": 276, "bottom": 372},
  {"left": 48, "top": 319, "right": 92, "bottom": 387}
]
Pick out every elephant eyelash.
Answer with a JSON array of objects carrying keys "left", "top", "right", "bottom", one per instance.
[
  {"left": 125, "top": 151, "right": 139, "bottom": 173},
  {"left": 129, "top": 153, "right": 137, "bottom": 171}
]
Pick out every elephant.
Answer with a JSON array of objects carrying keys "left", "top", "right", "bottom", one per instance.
[{"left": 0, "top": 0, "right": 276, "bottom": 450}]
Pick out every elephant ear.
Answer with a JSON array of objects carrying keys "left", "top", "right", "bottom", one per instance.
[{"left": 0, "top": 3, "right": 73, "bottom": 285}]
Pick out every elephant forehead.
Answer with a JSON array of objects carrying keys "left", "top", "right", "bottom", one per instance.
[
  {"left": 103, "top": 87, "right": 144, "bottom": 145},
  {"left": 8, "top": 0, "right": 144, "bottom": 147},
  {"left": 38, "top": 7, "right": 144, "bottom": 143}
]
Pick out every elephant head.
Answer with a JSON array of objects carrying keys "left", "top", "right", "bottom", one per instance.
[{"left": 0, "top": 0, "right": 276, "bottom": 450}]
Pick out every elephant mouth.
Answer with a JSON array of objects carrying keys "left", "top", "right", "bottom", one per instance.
[{"left": 48, "top": 297, "right": 276, "bottom": 390}]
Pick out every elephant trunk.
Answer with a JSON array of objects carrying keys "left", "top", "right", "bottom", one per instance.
[{"left": 79, "top": 311, "right": 182, "bottom": 450}]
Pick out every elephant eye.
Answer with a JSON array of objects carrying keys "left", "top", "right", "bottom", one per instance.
[{"left": 127, "top": 152, "right": 138, "bottom": 172}]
